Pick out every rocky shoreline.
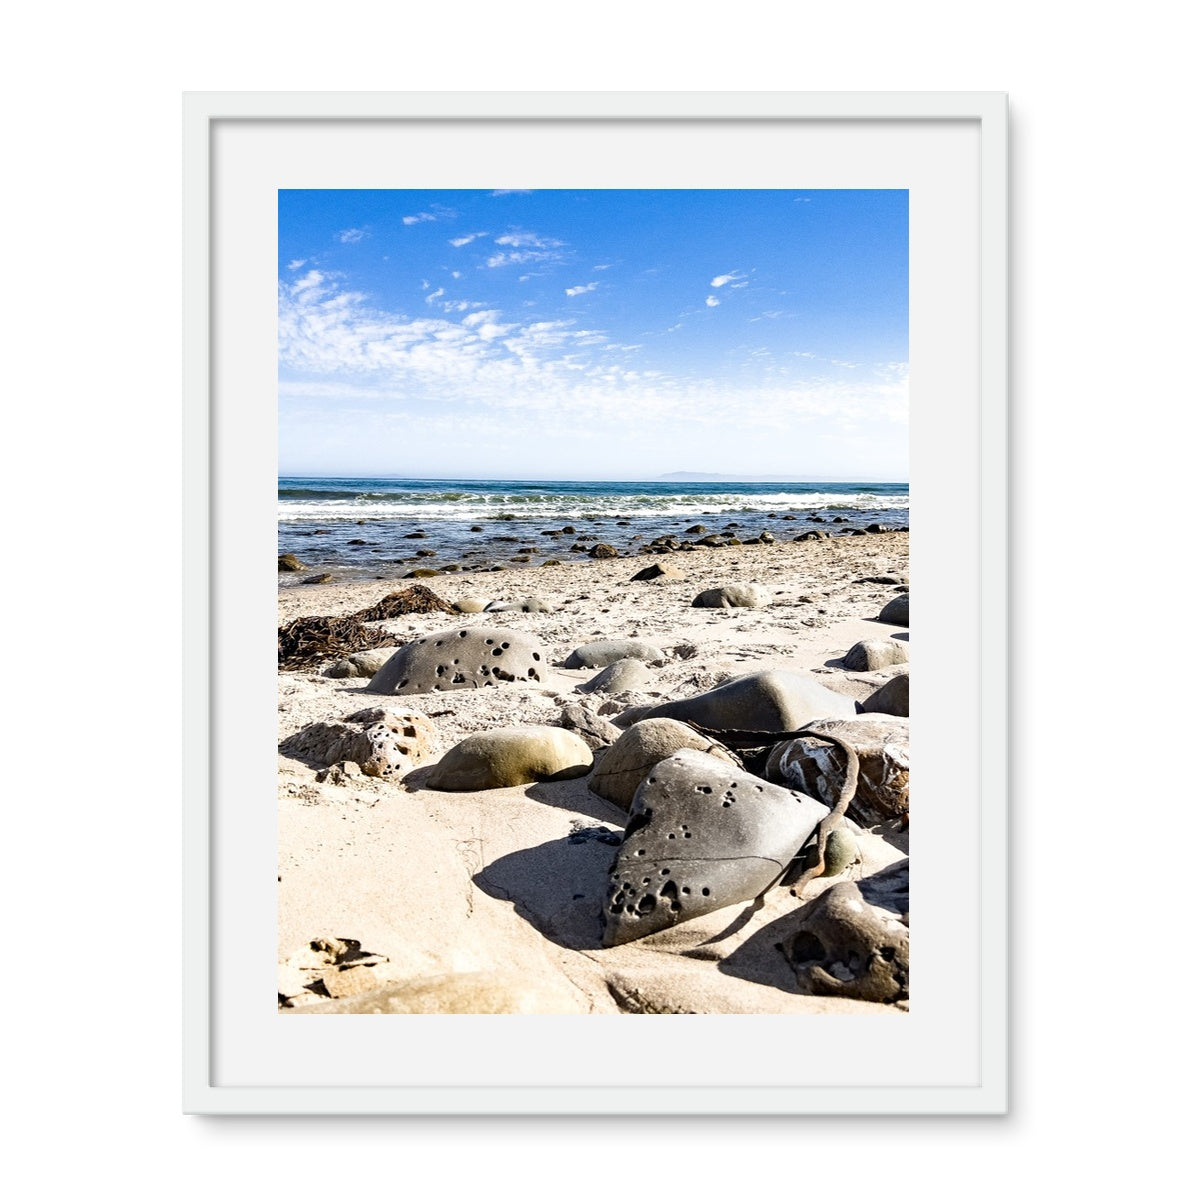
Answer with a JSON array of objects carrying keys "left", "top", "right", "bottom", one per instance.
[{"left": 278, "top": 531, "right": 910, "bottom": 1014}]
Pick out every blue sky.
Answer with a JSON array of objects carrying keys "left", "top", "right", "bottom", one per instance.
[{"left": 278, "top": 189, "right": 908, "bottom": 480}]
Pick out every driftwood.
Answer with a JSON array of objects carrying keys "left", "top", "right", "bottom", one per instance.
[{"left": 277, "top": 585, "right": 455, "bottom": 670}]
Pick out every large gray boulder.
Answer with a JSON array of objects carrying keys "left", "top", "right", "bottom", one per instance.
[
  {"left": 325, "top": 646, "right": 400, "bottom": 679},
  {"left": 563, "top": 639, "right": 664, "bottom": 669},
  {"left": 425, "top": 726, "right": 593, "bottom": 791},
  {"left": 588, "top": 718, "right": 740, "bottom": 811},
  {"left": 842, "top": 638, "right": 909, "bottom": 672},
  {"left": 691, "top": 584, "right": 767, "bottom": 609},
  {"left": 366, "top": 626, "right": 547, "bottom": 694},
  {"left": 635, "top": 669, "right": 855, "bottom": 733},
  {"left": 877, "top": 594, "right": 910, "bottom": 626},
  {"left": 765, "top": 715, "right": 909, "bottom": 827},
  {"left": 577, "top": 658, "right": 655, "bottom": 695},
  {"left": 602, "top": 749, "right": 828, "bottom": 947},
  {"left": 861, "top": 672, "right": 909, "bottom": 718}
]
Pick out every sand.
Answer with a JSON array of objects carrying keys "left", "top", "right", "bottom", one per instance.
[{"left": 277, "top": 533, "right": 910, "bottom": 1014}]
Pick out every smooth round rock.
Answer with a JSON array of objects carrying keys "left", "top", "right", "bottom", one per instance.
[
  {"left": 425, "top": 726, "right": 593, "bottom": 791},
  {"left": 588, "top": 718, "right": 740, "bottom": 811},
  {"left": 800, "top": 826, "right": 860, "bottom": 877},
  {"left": 366, "top": 626, "right": 547, "bottom": 695},
  {"left": 602, "top": 749, "right": 828, "bottom": 946},
  {"left": 691, "top": 584, "right": 767, "bottom": 609},
  {"left": 324, "top": 646, "right": 400, "bottom": 679},
  {"left": 563, "top": 639, "right": 664, "bottom": 669},
  {"left": 843, "top": 638, "right": 909, "bottom": 672},
  {"left": 452, "top": 597, "right": 488, "bottom": 613},
  {"left": 577, "top": 658, "right": 655, "bottom": 696},
  {"left": 637, "top": 669, "right": 855, "bottom": 733},
  {"left": 878, "top": 594, "right": 910, "bottom": 626},
  {"left": 861, "top": 672, "right": 909, "bottom": 718}
]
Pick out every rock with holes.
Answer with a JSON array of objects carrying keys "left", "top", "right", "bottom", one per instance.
[
  {"left": 588, "top": 718, "right": 740, "bottom": 812},
  {"left": 878, "top": 594, "right": 910, "bottom": 626},
  {"left": 364, "top": 626, "right": 547, "bottom": 694},
  {"left": 861, "top": 672, "right": 909, "bottom": 718},
  {"left": 324, "top": 646, "right": 401, "bottom": 679},
  {"left": 563, "top": 639, "right": 665, "bottom": 669},
  {"left": 279, "top": 707, "right": 438, "bottom": 780},
  {"left": 636, "top": 669, "right": 855, "bottom": 734},
  {"left": 765, "top": 715, "right": 909, "bottom": 826},
  {"left": 691, "top": 584, "right": 767, "bottom": 609},
  {"left": 842, "top": 638, "right": 909, "bottom": 672},
  {"left": 780, "top": 863, "right": 909, "bottom": 1003},
  {"left": 601, "top": 749, "right": 828, "bottom": 946},
  {"left": 425, "top": 726, "right": 593, "bottom": 791},
  {"left": 577, "top": 658, "right": 655, "bottom": 696}
]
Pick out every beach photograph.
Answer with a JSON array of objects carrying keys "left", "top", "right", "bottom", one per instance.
[{"left": 275, "top": 188, "right": 911, "bottom": 1015}]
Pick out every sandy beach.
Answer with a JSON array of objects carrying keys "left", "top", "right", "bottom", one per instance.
[{"left": 278, "top": 531, "right": 910, "bottom": 1015}]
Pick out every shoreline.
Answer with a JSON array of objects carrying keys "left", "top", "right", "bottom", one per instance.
[{"left": 278, "top": 533, "right": 910, "bottom": 1014}]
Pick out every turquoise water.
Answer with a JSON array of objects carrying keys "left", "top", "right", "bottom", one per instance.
[{"left": 278, "top": 476, "right": 909, "bottom": 583}]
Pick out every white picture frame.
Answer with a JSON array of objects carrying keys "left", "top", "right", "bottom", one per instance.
[{"left": 184, "top": 91, "right": 1008, "bottom": 1115}]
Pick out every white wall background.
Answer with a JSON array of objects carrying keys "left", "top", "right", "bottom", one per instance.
[{"left": 4, "top": 2, "right": 1188, "bottom": 1194}]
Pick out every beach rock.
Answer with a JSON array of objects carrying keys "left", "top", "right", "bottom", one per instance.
[
  {"left": 280, "top": 707, "right": 438, "bottom": 778},
  {"left": 403, "top": 568, "right": 441, "bottom": 578},
  {"left": 691, "top": 584, "right": 767, "bottom": 609},
  {"left": 866, "top": 523, "right": 892, "bottom": 534},
  {"left": 278, "top": 554, "right": 304, "bottom": 572},
  {"left": 558, "top": 704, "right": 624, "bottom": 751},
  {"left": 630, "top": 562, "right": 685, "bottom": 582},
  {"left": 425, "top": 726, "right": 592, "bottom": 790},
  {"left": 780, "top": 865, "right": 909, "bottom": 1003},
  {"left": 685, "top": 524, "right": 706, "bottom": 534},
  {"left": 755, "top": 531, "right": 775, "bottom": 544},
  {"left": 302, "top": 573, "right": 333, "bottom": 584},
  {"left": 765, "top": 715, "right": 909, "bottom": 826},
  {"left": 324, "top": 646, "right": 400, "bottom": 679},
  {"left": 452, "top": 597, "right": 488, "bottom": 613},
  {"left": 694, "top": 534, "right": 728, "bottom": 548},
  {"left": 287, "top": 970, "right": 586, "bottom": 1014},
  {"left": 577, "top": 658, "right": 655, "bottom": 695},
  {"left": 602, "top": 749, "right": 828, "bottom": 946},
  {"left": 636, "top": 669, "right": 855, "bottom": 734},
  {"left": 563, "top": 639, "right": 665, "bottom": 669},
  {"left": 484, "top": 596, "right": 555, "bottom": 613},
  {"left": 861, "top": 672, "right": 910, "bottom": 718},
  {"left": 798, "top": 827, "right": 860, "bottom": 877},
  {"left": 588, "top": 718, "right": 741, "bottom": 812},
  {"left": 796, "top": 531, "right": 829, "bottom": 541},
  {"left": 366, "top": 626, "right": 547, "bottom": 694},
  {"left": 589, "top": 543, "right": 619, "bottom": 558},
  {"left": 843, "top": 638, "right": 909, "bottom": 672},
  {"left": 878, "top": 594, "right": 910, "bottom": 625}
]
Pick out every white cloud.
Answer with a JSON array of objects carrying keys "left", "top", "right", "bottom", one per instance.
[
  {"left": 490, "top": 189, "right": 533, "bottom": 196},
  {"left": 565, "top": 282, "right": 598, "bottom": 297},
  {"left": 495, "top": 231, "right": 561, "bottom": 250},
  {"left": 706, "top": 295, "right": 720, "bottom": 307},
  {"left": 403, "top": 213, "right": 436, "bottom": 225},
  {"left": 449, "top": 232, "right": 487, "bottom": 247},
  {"left": 287, "top": 259, "right": 307, "bottom": 271},
  {"left": 339, "top": 228, "right": 366, "bottom": 243},
  {"left": 425, "top": 287, "right": 445, "bottom": 305},
  {"left": 710, "top": 271, "right": 747, "bottom": 288}
]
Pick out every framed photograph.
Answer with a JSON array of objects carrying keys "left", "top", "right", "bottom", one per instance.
[{"left": 184, "top": 92, "right": 1008, "bottom": 1115}]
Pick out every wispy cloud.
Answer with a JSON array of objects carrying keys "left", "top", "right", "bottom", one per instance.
[
  {"left": 705, "top": 295, "right": 720, "bottom": 307},
  {"left": 710, "top": 270, "right": 747, "bottom": 288},
  {"left": 339, "top": 228, "right": 367, "bottom": 243},
  {"left": 495, "top": 231, "right": 562, "bottom": 250},
  {"left": 403, "top": 213, "right": 436, "bottom": 225},
  {"left": 425, "top": 287, "right": 445, "bottom": 305},
  {"left": 287, "top": 259, "right": 307, "bottom": 271},
  {"left": 403, "top": 206, "right": 457, "bottom": 226},
  {"left": 565, "top": 282, "right": 598, "bottom": 297},
  {"left": 449, "top": 232, "right": 488, "bottom": 247},
  {"left": 491, "top": 189, "right": 533, "bottom": 196}
]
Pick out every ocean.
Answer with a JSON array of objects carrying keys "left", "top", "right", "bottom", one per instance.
[{"left": 278, "top": 477, "right": 910, "bottom": 585}]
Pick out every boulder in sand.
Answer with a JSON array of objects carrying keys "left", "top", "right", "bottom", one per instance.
[
  {"left": 842, "top": 638, "right": 909, "bottom": 672},
  {"left": 766, "top": 715, "right": 909, "bottom": 827},
  {"left": 636, "top": 669, "right": 855, "bottom": 734},
  {"left": 278, "top": 553, "right": 304, "bottom": 572},
  {"left": 426, "top": 726, "right": 593, "bottom": 790},
  {"left": 861, "top": 672, "right": 910, "bottom": 718},
  {"left": 602, "top": 749, "right": 828, "bottom": 946},
  {"left": 324, "top": 646, "right": 400, "bottom": 679},
  {"left": 563, "top": 639, "right": 665, "bottom": 669},
  {"left": 630, "top": 562, "right": 685, "bottom": 583},
  {"left": 588, "top": 717, "right": 740, "bottom": 811},
  {"left": 692, "top": 584, "right": 767, "bottom": 609},
  {"left": 280, "top": 707, "right": 439, "bottom": 779},
  {"left": 878, "top": 594, "right": 910, "bottom": 626},
  {"left": 365, "top": 626, "right": 547, "bottom": 694},
  {"left": 577, "top": 658, "right": 655, "bottom": 695},
  {"left": 558, "top": 704, "right": 625, "bottom": 751}
]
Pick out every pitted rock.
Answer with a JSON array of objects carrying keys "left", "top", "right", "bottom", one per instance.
[
  {"left": 765, "top": 715, "right": 909, "bottom": 826},
  {"left": 365, "top": 626, "right": 547, "bottom": 694},
  {"left": 425, "top": 726, "right": 593, "bottom": 791},
  {"left": 280, "top": 707, "right": 438, "bottom": 779},
  {"left": 588, "top": 718, "right": 740, "bottom": 812},
  {"left": 602, "top": 749, "right": 828, "bottom": 946},
  {"left": 636, "top": 669, "right": 855, "bottom": 733}
]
